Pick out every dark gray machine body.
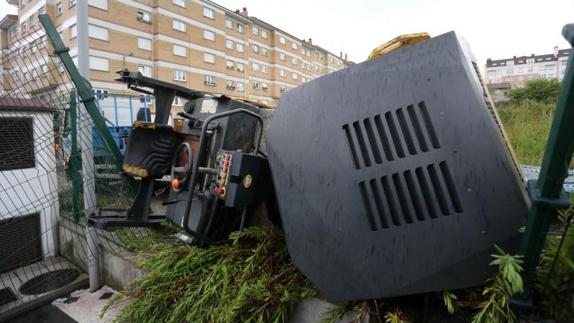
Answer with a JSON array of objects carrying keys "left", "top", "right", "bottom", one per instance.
[{"left": 267, "top": 31, "right": 529, "bottom": 301}]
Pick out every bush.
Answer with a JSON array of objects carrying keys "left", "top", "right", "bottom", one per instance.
[
  {"left": 507, "top": 79, "right": 561, "bottom": 103},
  {"left": 106, "top": 227, "right": 317, "bottom": 323}
]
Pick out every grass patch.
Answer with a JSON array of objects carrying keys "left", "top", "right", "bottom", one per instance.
[{"left": 496, "top": 101, "right": 556, "bottom": 166}]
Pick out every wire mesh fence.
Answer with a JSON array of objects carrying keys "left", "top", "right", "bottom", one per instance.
[{"left": 0, "top": 23, "right": 148, "bottom": 317}]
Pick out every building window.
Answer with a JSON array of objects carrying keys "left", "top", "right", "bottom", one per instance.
[
  {"left": 173, "top": 19, "right": 186, "bottom": 32},
  {"left": 138, "top": 37, "right": 152, "bottom": 51},
  {"left": 138, "top": 64, "right": 152, "bottom": 77},
  {"left": 225, "top": 19, "right": 233, "bottom": 29},
  {"left": 252, "top": 44, "right": 259, "bottom": 53},
  {"left": 0, "top": 118, "right": 35, "bottom": 171},
  {"left": 280, "top": 86, "right": 286, "bottom": 93},
  {"left": 173, "top": 44, "right": 187, "bottom": 57},
  {"left": 226, "top": 60, "right": 234, "bottom": 70},
  {"left": 237, "top": 82, "right": 244, "bottom": 92},
  {"left": 174, "top": 97, "right": 184, "bottom": 106},
  {"left": 137, "top": 9, "right": 152, "bottom": 23},
  {"left": 261, "top": 48, "right": 269, "bottom": 56},
  {"left": 204, "top": 52, "right": 215, "bottom": 64},
  {"left": 279, "top": 53, "right": 286, "bottom": 61},
  {"left": 88, "top": 24, "right": 108, "bottom": 41},
  {"left": 69, "top": 0, "right": 76, "bottom": 7},
  {"left": 203, "top": 7, "right": 214, "bottom": 19},
  {"left": 89, "top": 56, "right": 109, "bottom": 71},
  {"left": 292, "top": 73, "right": 298, "bottom": 80},
  {"left": 236, "top": 43, "right": 244, "bottom": 52},
  {"left": 173, "top": 69, "right": 186, "bottom": 81},
  {"left": 261, "top": 30, "right": 268, "bottom": 39},
  {"left": 252, "top": 26, "right": 258, "bottom": 35},
  {"left": 236, "top": 63, "right": 244, "bottom": 72},
  {"left": 292, "top": 42, "right": 298, "bottom": 50},
  {"left": 56, "top": 2, "right": 63, "bottom": 16},
  {"left": 279, "top": 36, "right": 286, "bottom": 44},
  {"left": 252, "top": 63, "right": 259, "bottom": 71},
  {"left": 172, "top": 0, "right": 185, "bottom": 7},
  {"left": 226, "top": 39, "right": 234, "bottom": 49},
  {"left": 226, "top": 80, "right": 235, "bottom": 90},
  {"left": 21, "top": 22, "right": 26, "bottom": 34},
  {"left": 204, "top": 75, "right": 216, "bottom": 86},
  {"left": 261, "top": 65, "right": 268, "bottom": 73},
  {"left": 292, "top": 57, "right": 298, "bottom": 65},
  {"left": 262, "top": 83, "right": 269, "bottom": 91},
  {"left": 280, "top": 69, "right": 286, "bottom": 77},
  {"left": 203, "top": 30, "right": 215, "bottom": 41},
  {"left": 70, "top": 24, "right": 77, "bottom": 39},
  {"left": 29, "top": 15, "right": 34, "bottom": 28},
  {"left": 93, "top": 88, "right": 109, "bottom": 98},
  {"left": 253, "top": 81, "right": 259, "bottom": 89},
  {"left": 237, "top": 23, "right": 244, "bottom": 33}
]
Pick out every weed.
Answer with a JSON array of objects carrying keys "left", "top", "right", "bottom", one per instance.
[{"left": 471, "top": 245, "right": 523, "bottom": 323}]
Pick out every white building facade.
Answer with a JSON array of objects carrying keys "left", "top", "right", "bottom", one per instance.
[{"left": 485, "top": 47, "right": 570, "bottom": 88}]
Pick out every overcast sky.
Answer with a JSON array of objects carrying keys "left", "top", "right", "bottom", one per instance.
[{"left": 1, "top": 0, "right": 572, "bottom": 66}]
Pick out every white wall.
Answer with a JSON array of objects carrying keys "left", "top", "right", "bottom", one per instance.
[{"left": 0, "top": 111, "right": 59, "bottom": 257}]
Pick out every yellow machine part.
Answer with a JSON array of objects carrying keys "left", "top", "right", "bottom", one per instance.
[
  {"left": 368, "top": 32, "right": 431, "bottom": 60},
  {"left": 231, "top": 97, "right": 274, "bottom": 109}
]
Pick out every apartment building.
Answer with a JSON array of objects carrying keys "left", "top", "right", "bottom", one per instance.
[
  {"left": 485, "top": 47, "right": 571, "bottom": 88},
  {"left": 0, "top": 0, "right": 352, "bottom": 114}
]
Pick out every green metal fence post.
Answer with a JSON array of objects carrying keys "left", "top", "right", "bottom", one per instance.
[
  {"left": 38, "top": 14, "right": 135, "bottom": 190},
  {"left": 520, "top": 23, "right": 574, "bottom": 286},
  {"left": 69, "top": 91, "right": 81, "bottom": 222}
]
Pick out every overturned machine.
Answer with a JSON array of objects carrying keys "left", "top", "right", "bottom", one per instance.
[{"left": 88, "top": 31, "right": 528, "bottom": 301}]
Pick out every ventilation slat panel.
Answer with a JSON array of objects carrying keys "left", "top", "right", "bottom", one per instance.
[
  {"left": 381, "top": 176, "right": 402, "bottom": 227},
  {"left": 418, "top": 102, "right": 441, "bottom": 149},
  {"left": 404, "top": 170, "right": 426, "bottom": 221},
  {"left": 373, "top": 115, "right": 395, "bottom": 161},
  {"left": 342, "top": 124, "right": 361, "bottom": 169},
  {"left": 369, "top": 178, "right": 390, "bottom": 229},
  {"left": 0, "top": 213, "right": 42, "bottom": 274},
  {"left": 352, "top": 121, "right": 372, "bottom": 168},
  {"left": 357, "top": 161, "right": 463, "bottom": 230},
  {"left": 415, "top": 167, "right": 439, "bottom": 219},
  {"left": 358, "top": 181, "right": 377, "bottom": 231},
  {"left": 384, "top": 111, "right": 406, "bottom": 159},
  {"left": 395, "top": 108, "right": 417, "bottom": 155},
  {"left": 406, "top": 105, "right": 429, "bottom": 152},
  {"left": 363, "top": 118, "right": 383, "bottom": 164}
]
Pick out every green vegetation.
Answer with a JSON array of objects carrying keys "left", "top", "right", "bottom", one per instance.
[
  {"left": 471, "top": 246, "right": 523, "bottom": 323},
  {"left": 507, "top": 79, "right": 561, "bottom": 103},
  {"left": 497, "top": 101, "right": 556, "bottom": 166},
  {"left": 107, "top": 226, "right": 317, "bottom": 323},
  {"left": 533, "top": 207, "right": 574, "bottom": 320}
]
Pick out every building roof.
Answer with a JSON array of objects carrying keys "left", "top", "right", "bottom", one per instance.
[
  {"left": 487, "top": 82, "right": 511, "bottom": 90},
  {"left": 0, "top": 97, "right": 55, "bottom": 112},
  {"left": 199, "top": 2, "right": 352, "bottom": 65},
  {"left": 0, "top": 15, "right": 18, "bottom": 31},
  {"left": 486, "top": 48, "right": 571, "bottom": 67}
]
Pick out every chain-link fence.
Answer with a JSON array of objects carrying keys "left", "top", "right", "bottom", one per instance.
[{"left": 0, "top": 22, "right": 147, "bottom": 319}]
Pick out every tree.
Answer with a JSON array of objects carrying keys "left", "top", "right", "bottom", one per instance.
[{"left": 507, "top": 79, "right": 561, "bottom": 103}]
